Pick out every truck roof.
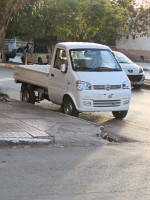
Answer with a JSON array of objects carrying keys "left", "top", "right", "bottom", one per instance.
[{"left": 57, "top": 42, "right": 111, "bottom": 50}]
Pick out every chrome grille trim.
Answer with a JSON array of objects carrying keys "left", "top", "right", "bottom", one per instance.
[
  {"left": 93, "top": 100, "right": 121, "bottom": 107},
  {"left": 110, "top": 85, "right": 121, "bottom": 89},
  {"left": 93, "top": 85, "right": 121, "bottom": 90},
  {"left": 93, "top": 85, "right": 105, "bottom": 90}
]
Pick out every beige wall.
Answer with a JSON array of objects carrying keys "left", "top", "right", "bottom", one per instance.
[{"left": 116, "top": 36, "right": 150, "bottom": 62}]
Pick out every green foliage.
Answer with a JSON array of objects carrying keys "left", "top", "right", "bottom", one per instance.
[{"left": 6, "top": 0, "right": 133, "bottom": 44}]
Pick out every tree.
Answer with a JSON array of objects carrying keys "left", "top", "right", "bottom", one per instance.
[
  {"left": 7, "top": 0, "right": 133, "bottom": 45},
  {"left": 128, "top": 5, "right": 150, "bottom": 38},
  {"left": 0, "top": 0, "right": 17, "bottom": 61}
]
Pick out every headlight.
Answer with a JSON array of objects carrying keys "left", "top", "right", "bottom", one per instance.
[
  {"left": 122, "top": 80, "right": 131, "bottom": 89},
  {"left": 139, "top": 67, "right": 144, "bottom": 73},
  {"left": 76, "top": 80, "right": 92, "bottom": 91}
]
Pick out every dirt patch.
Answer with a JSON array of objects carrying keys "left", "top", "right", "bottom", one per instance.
[{"left": 0, "top": 91, "right": 9, "bottom": 102}]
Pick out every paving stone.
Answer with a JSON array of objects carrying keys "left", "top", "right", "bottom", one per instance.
[
  {"left": 0, "top": 114, "right": 8, "bottom": 118},
  {"left": 0, "top": 132, "right": 32, "bottom": 138},
  {"left": 0, "top": 118, "right": 19, "bottom": 123},
  {"left": 28, "top": 131, "right": 49, "bottom": 137},
  {"left": 4, "top": 113, "right": 42, "bottom": 119},
  {"left": 0, "top": 103, "right": 15, "bottom": 111},
  {"left": 20, "top": 119, "right": 56, "bottom": 128}
]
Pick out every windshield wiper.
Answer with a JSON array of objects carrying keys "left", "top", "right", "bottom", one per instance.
[
  {"left": 119, "top": 61, "right": 128, "bottom": 63},
  {"left": 92, "top": 67, "right": 121, "bottom": 71}
]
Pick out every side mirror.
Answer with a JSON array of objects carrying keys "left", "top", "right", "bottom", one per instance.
[{"left": 60, "top": 64, "right": 67, "bottom": 73}]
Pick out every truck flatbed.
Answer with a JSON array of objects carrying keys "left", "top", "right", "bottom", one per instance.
[{"left": 14, "top": 65, "right": 50, "bottom": 88}]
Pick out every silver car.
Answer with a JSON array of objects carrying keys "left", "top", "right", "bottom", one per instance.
[{"left": 113, "top": 51, "right": 145, "bottom": 89}]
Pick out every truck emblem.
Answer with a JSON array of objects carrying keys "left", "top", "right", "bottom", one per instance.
[
  {"left": 128, "top": 69, "right": 133, "bottom": 73},
  {"left": 105, "top": 85, "right": 110, "bottom": 90}
]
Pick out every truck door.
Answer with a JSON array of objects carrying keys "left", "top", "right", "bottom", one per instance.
[{"left": 48, "top": 48, "right": 68, "bottom": 104}]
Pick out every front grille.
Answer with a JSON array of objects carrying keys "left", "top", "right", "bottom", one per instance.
[
  {"left": 127, "top": 75, "right": 143, "bottom": 82},
  {"left": 93, "top": 85, "right": 105, "bottom": 90},
  {"left": 110, "top": 85, "right": 121, "bottom": 89},
  {"left": 93, "top": 100, "right": 121, "bottom": 107},
  {"left": 93, "top": 85, "right": 121, "bottom": 90}
]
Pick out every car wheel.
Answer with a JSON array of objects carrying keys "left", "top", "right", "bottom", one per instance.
[
  {"left": 6, "top": 57, "right": 9, "bottom": 61},
  {"left": 21, "top": 56, "right": 25, "bottom": 64},
  {"left": 38, "top": 58, "right": 43, "bottom": 64},
  {"left": 22, "top": 85, "right": 36, "bottom": 104},
  {"left": 17, "top": 48, "right": 24, "bottom": 53},
  {"left": 112, "top": 111, "right": 128, "bottom": 119},
  {"left": 133, "top": 85, "right": 142, "bottom": 89},
  {"left": 62, "top": 97, "right": 79, "bottom": 117}
]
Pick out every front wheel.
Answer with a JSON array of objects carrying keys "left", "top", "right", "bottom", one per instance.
[
  {"left": 112, "top": 110, "right": 128, "bottom": 119},
  {"left": 133, "top": 85, "right": 142, "bottom": 89},
  {"left": 61, "top": 97, "right": 79, "bottom": 117},
  {"left": 21, "top": 56, "right": 25, "bottom": 64}
]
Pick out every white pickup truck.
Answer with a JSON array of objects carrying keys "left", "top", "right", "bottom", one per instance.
[{"left": 14, "top": 42, "right": 131, "bottom": 119}]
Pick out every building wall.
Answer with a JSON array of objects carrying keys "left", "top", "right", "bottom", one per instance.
[{"left": 116, "top": 35, "right": 150, "bottom": 62}]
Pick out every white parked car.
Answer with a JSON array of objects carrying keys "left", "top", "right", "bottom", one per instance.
[
  {"left": 21, "top": 45, "right": 50, "bottom": 64},
  {"left": 113, "top": 51, "right": 145, "bottom": 89}
]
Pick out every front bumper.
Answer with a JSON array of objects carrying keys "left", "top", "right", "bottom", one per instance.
[
  {"left": 72, "top": 89, "right": 131, "bottom": 112},
  {"left": 128, "top": 74, "right": 145, "bottom": 86}
]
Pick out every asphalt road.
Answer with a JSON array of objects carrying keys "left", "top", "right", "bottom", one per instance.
[
  {"left": 0, "top": 66, "right": 150, "bottom": 200},
  {"left": 0, "top": 144, "right": 150, "bottom": 200}
]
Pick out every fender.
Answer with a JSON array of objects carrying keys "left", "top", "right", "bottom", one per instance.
[{"left": 62, "top": 91, "right": 79, "bottom": 110}]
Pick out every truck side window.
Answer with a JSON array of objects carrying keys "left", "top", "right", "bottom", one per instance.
[{"left": 54, "top": 49, "right": 68, "bottom": 70}]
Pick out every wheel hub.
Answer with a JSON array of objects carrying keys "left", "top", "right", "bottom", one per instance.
[
  {"left": 22, "top": 90, "right": 30, "bottom": 102},
  {"left": 64, "top": 101, "right": 73, "bottom": 115}
]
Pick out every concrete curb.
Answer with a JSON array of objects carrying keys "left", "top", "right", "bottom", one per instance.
[
  {"left": 142, "top": 84, "right": 150, "bottom": 89},
  {"left": 143, "top": 68, "right": 150, "bottom": 71},
  {"left": 0, "top": 63, "right": 15, "bottom": 69},
  {"left": 0, "top": 138, "right": 52, "bottom": 146},
  {"left": 0, "top": 130, "right": 54, "bottom": 146}
]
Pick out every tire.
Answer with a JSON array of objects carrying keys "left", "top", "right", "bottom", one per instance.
[
  {"left": 112, "top": 110, "right": 128, "bottom": 119},
  {"left": 133, "top": 85, "right": 142, "bottom": 89},
  {"left": 17, "top": 48, "right": 24, "bottom": 53},
  {"left": 21, "top": 85, "right": 36, "bottom": 104},
  {"left": 38, "top": 58, "right": 43, "bottom": 64},
  {"left": 21, "top": 56, "right": 25, "bottom": 64},
  {"left": 62, "top": 97, "right": 79, "bottom": 117}
]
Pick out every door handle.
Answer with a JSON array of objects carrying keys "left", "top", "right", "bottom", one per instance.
[{"left": 51, "top": 74, "right": 54, "bottom": 77}]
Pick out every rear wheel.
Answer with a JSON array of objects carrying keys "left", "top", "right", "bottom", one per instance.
[
  {"left": 17, "top": 48, "right": 24, "bottom": 53},
  {"left": 112, "top": 111, "right": 128, "bottom": 119},
  {"left": 38, "top": 58, "right": 43, "bottom": 64},
  {"left": 22, "top": 85, "right": 36, "bottom": 104},
  {"left": 62, "top": 97, "right": 79, "bottom": 117}
]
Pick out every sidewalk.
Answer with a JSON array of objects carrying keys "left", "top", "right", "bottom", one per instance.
[{"left": 0, "top": 99, "right": 106, "bottom": 146}]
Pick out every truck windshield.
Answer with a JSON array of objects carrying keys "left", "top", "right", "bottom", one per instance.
[{"left": 70, "top": 49, "right": 122, "bottom": 72}]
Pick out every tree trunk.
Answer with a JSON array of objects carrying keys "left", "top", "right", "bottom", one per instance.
[{"left": 0, "top": 0, "right": 17, "bottom": 62}]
